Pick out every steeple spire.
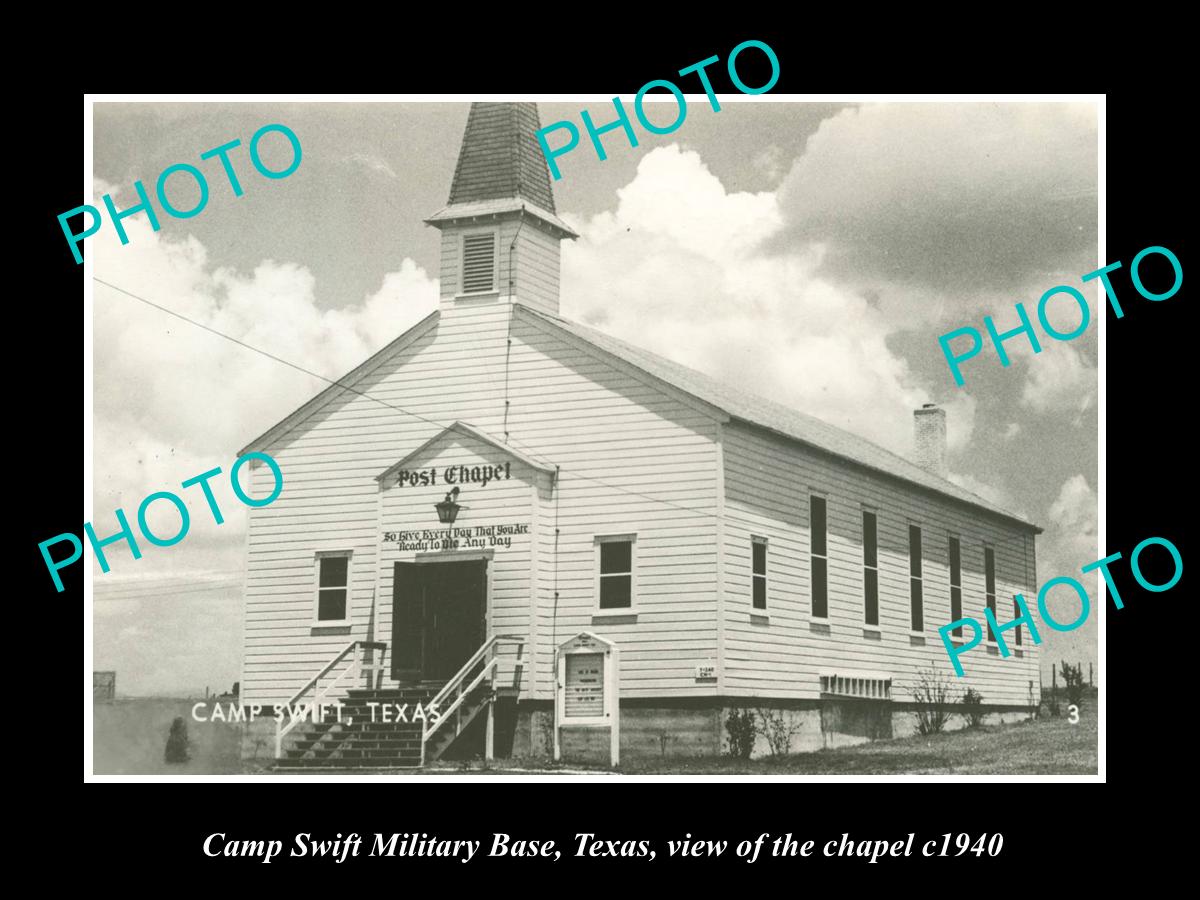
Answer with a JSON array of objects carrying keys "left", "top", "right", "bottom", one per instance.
[
  {"left": 448, "top": 103, "right": 558, "bottom": 213},
  {"left": 425, "top": 103, "right": 577, "bottom": 318}
]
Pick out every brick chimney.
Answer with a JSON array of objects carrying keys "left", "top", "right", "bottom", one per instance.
[{"left": 913, "top": 403, "right": 948, "bottom": 478}]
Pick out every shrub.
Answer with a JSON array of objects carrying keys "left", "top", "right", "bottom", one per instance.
[
  {"left": 912, "top": 668, "right": 956, "bottom": 735},
  {"left": 960, "top": 688, "right": 986, "bottom": 729},
  {"left": 725, "top": 707, "right": 757, "bottom": 758},
  {"left": 1060, "top": 661, "right": 1086, "bottom": 707},
  {"left": 536, "top": 711, "right": 555, "bottom": 757},
  {"left": 164, "top": 716, "right": 190, "bottom": 764},
  {"left": 756, "top": 708, "right": 800, "bottom": 759}
]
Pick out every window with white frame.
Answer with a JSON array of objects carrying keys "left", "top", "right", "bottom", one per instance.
[
  {"left": 949, "top": 536, "right": 963, "bottom": 637},
  {"left": 596, "top": 534, "right": 635, "bottom": 610},
  {"left": 863, "top": 510, "right": 879, "bottom": 627},
  {"left": 314, "top": 551, "right": 352, "bottom": 623},
  {"left": 460, "top": 230, "right": 498, "bottom": 294},
  {"left": 909, "top": 524, "right": 924, "bottom": 632},
  {"left": 984, "top": 545, "right": 997, "bottom": 643},
  {"left": 811, "top": 495, "right": 828, "bottom": 619},
  {"left": 752, "top": 536, "right": 767, "bottom": 610}
]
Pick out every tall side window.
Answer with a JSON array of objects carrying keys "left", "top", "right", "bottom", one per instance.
[
  {"left": 862, "top": 511, "right": 878, "bottom": 627},
  {"left": 985, "top": 546, "right": 997, "bottom": 642},
  {"left": 314, "top": 551, "right": 351, "bottom": 624},
  {"left": 949, "top": 536, "right": 963, "bottom": 637},
  {"left": 752, "top": 537, "right": 767, "bottom": 611},
  {"left": 596, "top": 535, "right": 635, "bottom": 610},
  {"left": 909, "top": 524, "right": 923, "bottom": 632},
  {"left": 810, "top": 496, "right": 828, "bottom": 619}
]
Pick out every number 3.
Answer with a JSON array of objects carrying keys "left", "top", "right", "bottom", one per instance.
[{"left": 1068, "top": 704, "right": 1079, "bottom": 724}]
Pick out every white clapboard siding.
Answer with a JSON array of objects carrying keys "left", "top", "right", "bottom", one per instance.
[
  {"left": 242, "top": 300, "right": 722, "bottom": 705},
  {"left": 438, "top": 219, "right": 561, "bottom": 317},
  {"left": 509, "top": 311, "right": 721, "bottom": 700},
  {"left": 721, "top": 422, "right": 1040, "bottom": 707},
  {"left": 242, "top": 293, "right": 1038, "bottom": 711}
]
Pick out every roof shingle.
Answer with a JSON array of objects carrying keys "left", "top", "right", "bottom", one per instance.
[
  {"left": 514, "top": 304, "right": 1040, "bottom": 532},
  {"left": 448, "top": 103, "right": 557, "bottom": 213}
]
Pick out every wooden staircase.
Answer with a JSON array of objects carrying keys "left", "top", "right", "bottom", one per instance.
[
  {"left": 276, "top": 685, "right": 436, "bottom": 769},
  {"left": 273, "top": 636, "right": 525, "bottom": 770}
]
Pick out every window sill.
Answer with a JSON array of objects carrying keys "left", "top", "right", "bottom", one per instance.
[
  {"left": 909, "top": 634, "right": 926, "bottom": 647},
  {"left": 454, "top": 290, "right": 500, "bottom": 302},
  {"left": 810, "top": 621, "right": 831, "bottom": 635},
  {"left": 592, "top": 612, "right": 637, "bottom": 626},
  {"left": 750, "top": 613, "right": 769, "bottom": 626},
  {"left": 311, "top": 623, "right": 352, "bottom": 636},
  {"left": 986, "top": 645, "right": 1000, "bottom": 656},
  {"left": 862, "top": 627, "right": 882, "bottom": 641}
]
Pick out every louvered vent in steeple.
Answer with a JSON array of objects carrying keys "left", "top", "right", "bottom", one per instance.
[
  {"left": 461, "top": 232, "right": 497, "bottom": 294},
  {"left": 425, "top": 103, "right": 579, "bottom": 316}
]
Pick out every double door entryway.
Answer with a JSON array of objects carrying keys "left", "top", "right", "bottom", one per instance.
[{"left": 391, "top": 558, "right": 487, "bottom": 683}]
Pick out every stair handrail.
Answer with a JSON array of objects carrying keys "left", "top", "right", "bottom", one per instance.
[
  {"left": 274, "top": 639, "right": 388, "bottom": 758},
  {"left": 421, "top": 635, "right": 525, "bottom": 756}
]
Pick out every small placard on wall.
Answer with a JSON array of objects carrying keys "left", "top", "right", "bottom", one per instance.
[
  {"left": 565, "top": 652, "right": 605, "bottom": 718},
  {"left": 695, "top": 664, "right": 716, "bottom": 680}
]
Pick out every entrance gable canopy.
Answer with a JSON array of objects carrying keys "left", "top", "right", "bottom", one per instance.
[{"left": 377, "top": 421, "right": 556, "bottom": 487}]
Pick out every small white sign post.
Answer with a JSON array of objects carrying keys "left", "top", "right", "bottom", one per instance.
[{"left": 554, "top": 632, "right": 619, "bottom": 767}]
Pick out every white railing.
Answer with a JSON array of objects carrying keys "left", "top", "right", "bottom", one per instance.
[
  {"left": 422, "top": 635, "right": 525, "bottom": 764},
  {"left": 274, "top": 640, "right": 387, "bottom": 758}
]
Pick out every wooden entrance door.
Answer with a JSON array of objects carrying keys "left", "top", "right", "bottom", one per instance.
[{"left": 392, "top": 560, "right": 487, "bottom": 683}]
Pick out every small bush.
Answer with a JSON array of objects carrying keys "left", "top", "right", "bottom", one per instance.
[
  {"left": 912, "top": 668, "right": 956, "bottom": 735},
  {"left": 725, "top": 708, "right": 757, "bottom": 758},
  {"left": 164, "top": 716, "right": 190, "bottom": 764},
  {"left": 756, "top": 708, "right": 800, "bottom": 759},
  {"left": 536, "top": 711, "right": 555, "bottom": 757},
  {"left": 960, "top": 688, "right": 986, "bottom": 729},
  {"left": 1061, "top": 661, "right": 1086, "bottom": 707}
]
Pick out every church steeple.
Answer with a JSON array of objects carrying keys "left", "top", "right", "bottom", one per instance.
[
  {"left": 448, "top": 103, "right": 559, "bottom": 212},
  {"left": 425, "top": 103, "right": 577, "bottom": 318}
]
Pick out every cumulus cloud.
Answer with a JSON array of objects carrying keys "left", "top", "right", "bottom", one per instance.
[
  {"left": 561, "top": 145, "right": 962, "bottom": 456},
  {"left": 1046, "top": 474, "right": 1098, "bottom": 567},
  {"left": 91, "top": 182, "right": 439, "bottom": 576},
  {"left": 344, "top": 153, "right": 398, "bottom": 180},
  {"left": 1020, "top": 343, "right": 1097, "bottom": 416},
  {"left": 775, "top": 102, "right": 1098, "bottom": 313},
  {"left": 1002, "top": 422, "right": 1022, "bottom": 440},
  {"left": 947, "top": 472, "right": 1024, "bottom": 519},
  {"left": 1037, "top": 474, "right": 1099, "bottom": 670}
]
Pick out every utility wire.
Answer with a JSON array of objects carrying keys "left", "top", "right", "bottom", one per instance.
[
  {"left": 95, "top": 277, "right": 1029, "bottom": 546},
  {"left": 93, "top": 277, "right": 727, "bottom": 524}
]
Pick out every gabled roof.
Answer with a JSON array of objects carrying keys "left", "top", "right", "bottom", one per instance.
[
  {"left": 376, "top": 421, "right": 556, "bottom": 483},
  {"left": 238, "top": 300, "right": 1038, "bottom": 533},
  {"left": 447, "top": 103, "right": 557, "bottom": 213},
  {"left": 513, "top": 304, "right": 1041, "bottom": 533},
  {"left": 237, "top": 311, "right": 440, "bottom": 458}
]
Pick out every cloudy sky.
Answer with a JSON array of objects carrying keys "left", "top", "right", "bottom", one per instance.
[{"left": 90, "top": 100, "right": 1099, "bottom": 696}]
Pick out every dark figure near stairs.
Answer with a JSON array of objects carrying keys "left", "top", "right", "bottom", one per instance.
[{"left": 164, "top": 716, "right": 190, "bottom": 764}]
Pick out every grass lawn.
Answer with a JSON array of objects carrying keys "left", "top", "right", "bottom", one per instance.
[
  {"left": 302, "top": 693, "right": 1097, "bottom": 776},
  {"left": 615, "top": 696, "right": 1098, "bottom": 776},
  {"left": 98, "top": 694, "right": 1095, "bottom": 776}
]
